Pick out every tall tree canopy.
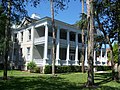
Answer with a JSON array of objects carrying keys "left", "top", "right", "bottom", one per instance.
[
  {"left": 0, "top": 0, "right": 28, "bottom": 80},
  {"left": 108, "top": 43, "right": 118, "bottom": 63},
  {"left": 1, "top": 0, "right": 28, "bottom": 23},
  {"left": 94, "top": 0, "right": 119, "bottom": 80},
  {"left": 0, "top": 5, "right": 6, "bottom": 61}
]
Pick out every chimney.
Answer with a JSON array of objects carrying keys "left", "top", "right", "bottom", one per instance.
[{"left": 31, "top": 13, "right": 40, "bottom": 20}]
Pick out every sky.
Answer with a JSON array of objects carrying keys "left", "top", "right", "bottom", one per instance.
[{"left": 26, "top": 0, "right": 86, "bottom": 24}]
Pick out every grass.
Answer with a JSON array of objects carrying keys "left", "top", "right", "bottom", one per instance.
[{"left": 0, "top": 70, "right": 120, "bottom": 90}]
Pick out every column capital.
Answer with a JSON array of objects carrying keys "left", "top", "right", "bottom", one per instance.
[
  {"left": 56, "top": 26, "right": 61, "bottom": 29},
  {"left": 44, "top": 23, "right": 49, "bottom": 26},
  {"left": 67, "top": 30, "right": 70, "bottom": 33}
]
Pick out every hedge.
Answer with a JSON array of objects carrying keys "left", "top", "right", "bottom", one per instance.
[
  {"left": 44, "top": 65, "right": 82, "bottom": 74},
  {"left": 36, "top": 65, "right": 112, "bottom": 74},
  {"left": 95, "top": 66, "right": 112, "bottom": 71}
]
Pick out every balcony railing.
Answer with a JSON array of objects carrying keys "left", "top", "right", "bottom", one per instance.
[
  {"left": 34, "top": 36, "right": 45, "bottom": 45},
  {"left": 60, "top": 39, "right": 67, "bottom": 46},
  {"left": 34, "top": 36, "right": 82, "bottom": 48},
  {"left": 70, "top": 41, "right": 75, "bottom": 47}
]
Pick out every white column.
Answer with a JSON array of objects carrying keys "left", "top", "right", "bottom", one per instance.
[
  {"left": 44, "top": 24, "right": 48, "bottom": 65},
  {"left": 75, "top": 33, "right": 78, "bottom": 65},
  {"left": 31, "top": 26, "right": 35, "bottom": 61},
  {"left": 19, "top": 32, "right": 21, "bottom": 42},
  {"left": 66, "top": 31, "right": 70, "bottom": 65},
  {"left": 85, "top": 45, "right": 88, "bottom": 66},
  {"left": 104, "top": 44, "right": 107, "bottom": 65},
  {"left": 56, "top": 27, "right": 60, "bottom": 65},
  {"left": 94, "top": 50, "right": 96, "bottom": 66},
  {"left": 100, "top": 48, "right": 102, "bottom": 61}
]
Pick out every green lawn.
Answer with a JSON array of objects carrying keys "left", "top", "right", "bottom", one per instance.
[{"left": 0, "top": 70, "right": 120, "bottom": 90}]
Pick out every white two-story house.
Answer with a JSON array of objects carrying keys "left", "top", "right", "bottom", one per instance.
[
  {"left": 11, "top": 14, "right": 108, "bottom": 71},
  {"left": 12, "top": 15, "right": 83, "bottom": 71}
]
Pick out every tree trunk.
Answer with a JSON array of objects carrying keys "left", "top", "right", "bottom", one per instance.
[
  {"left": 96, "top": 7, "right": 116, "bottom": 81},
  {"left": 118, "top": 29, "right": 120, "bottom": 79},
  {"left": 81, "top": 0, "right": 85, "bottom": 73},
  {"left": 109, "top": 44, "right": 116, "bottom": 80},
  {"left": 3, "top": 0, "right": 11, "bottom": 80},
  {"left": 86, "top": 0, "right": 94, "bottom": 86},
  {"left": 50, "top": 0, "right": 55, "bottom": 76}
]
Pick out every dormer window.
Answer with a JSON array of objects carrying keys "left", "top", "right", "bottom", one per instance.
[{"left": 21, "top": 32, "right": 23, "bottom": 42}]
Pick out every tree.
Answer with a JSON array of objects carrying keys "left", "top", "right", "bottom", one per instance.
[
  {"left": 50, "top": 0, "right": 56, "bottom": 76},
  {"left": 118, "top": 31, "right": 120, "bottom": 79},
  {"left": 1, "top": 0, "right": 28, "bottom": 80},
  {"left": 86, "top": 0, "right": 94, "bottom": 86},
  {"left": 0, "top": 5, "right": 6, "bottom": 63},
  {"left": 113, "top": 43, "right": 118, "bottom": 63},
  {"left": 50, "top": 0, "right": 70, "bottom": 75},
  {"left": 108, "top": 43, "right": 118, "bottom": 63},
  {"left": 94, "top": 0, "right": 118, "bottom": 80},
  {"left": 117, "top": 4, "right": 120, "bottom": 78},
  {"left": 3, "top": 0, "right": 11, "bottom": 80},
  {"left": 75, "top": 0, "right": 87, "bottom": 73},
  {"left": 81, "top": 0, "right": 85, "bottom": 73}
]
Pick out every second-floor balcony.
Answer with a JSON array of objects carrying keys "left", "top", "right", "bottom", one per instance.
[{"left": 34, "top": 36, "right": 82, "bottom": 48}]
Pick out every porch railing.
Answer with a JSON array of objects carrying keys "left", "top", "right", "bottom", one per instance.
[{"left": 33, "top": 59, "right": 43, "bottom": 66}]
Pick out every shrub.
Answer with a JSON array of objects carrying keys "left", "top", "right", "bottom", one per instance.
[
  {"left": 27, "top": 61, "right": 36, "bottom": 72},
  {"left": 34, "top": 67, "right": 43, "bottom": 73},
  {"left": 34, "top": 67, "right": 40, "bottom": 73},
  {"left": 95, "top": 66, "right": 112, "bottom": 71},
  {"left": 44, "top": 65, "right": 52, "bottom": 74}
]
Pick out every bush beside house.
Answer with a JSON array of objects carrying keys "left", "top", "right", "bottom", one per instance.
[{"left": 27, "top": 61, "right": 36, "bottom": 73}]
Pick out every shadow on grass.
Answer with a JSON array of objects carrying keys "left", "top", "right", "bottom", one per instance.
[
  {"left": 0, "top": 76, "right": 85, "bottom": 90},
  {"left": 0, "top": 72, "right": 120, "bottom": 90},
  {"left": 99, "top": 86, "right": 120, "bottom": 90},
  {"left": 95, "top": 72, "right": 112, "bottom": 85}
]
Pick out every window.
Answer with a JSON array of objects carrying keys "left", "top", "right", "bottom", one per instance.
[
  {"left": 14, "top": 49, "right": 16, "bottom": 55},
  {"left": 60, "top": 31, "right": 67, "bottom": 39},
  {"left": 27, "top": 47, "right": 30, "bottom": 59},
  {"left": 28, "top": 29, "right": 31, "bottom": 41},
  {"left": 60, "top": 48, "right": 66, "bottom": 60},
  {"left": 70, "top": 32, "right": 75, "bottom": 41},
  {"left": 20, "top": 48, "right": 23, "bottom": 56},
  {"left": 70, "top": 49, "right": 75, "bottom": 60},
  {"left": 21, "top": 32, "right": 23, "bottom": 42},
  {"left": 48, "top": 49, "right": 51, "bottom": 59},
  {"left": 78, "top": 34, "right": 82, "bottom": 43},
  {"left": 14, "top": 34, "right": 17, "bottom": 42},
  {"left": 48, "top": 32, "right": 52, "bottom": 37}
]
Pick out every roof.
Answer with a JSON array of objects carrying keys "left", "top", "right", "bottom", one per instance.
[{"left": 16, "top": 16, "right": 80, "bottom": 31}]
